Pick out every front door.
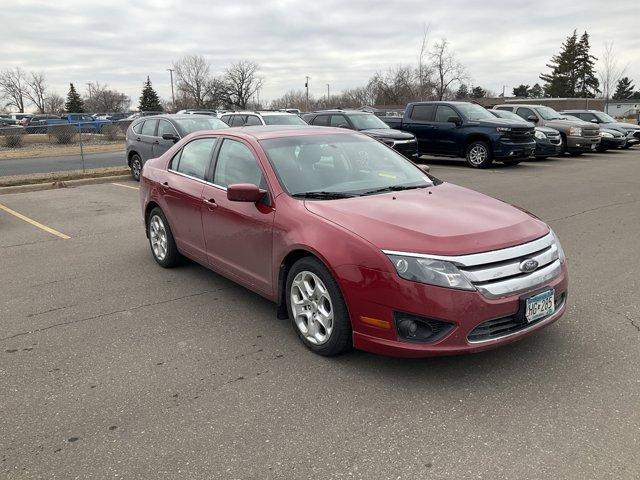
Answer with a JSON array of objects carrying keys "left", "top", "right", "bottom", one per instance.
[
  {"left": 154, "top": 119, "right": 179, "bottom": 157},
  {"left": 432, "top": 105, "right": 462, "bottom": 154},
  {"left": 201, "top": 138, "right": 275, "bottom": 295}
]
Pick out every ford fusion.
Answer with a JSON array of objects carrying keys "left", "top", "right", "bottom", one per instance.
[{"left": 139, "top": 126, "right": 568, "bottom": 357}]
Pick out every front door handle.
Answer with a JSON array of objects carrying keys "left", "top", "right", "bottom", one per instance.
[{"left": 204, "top": 198, "right": 218, "bottom": 210}]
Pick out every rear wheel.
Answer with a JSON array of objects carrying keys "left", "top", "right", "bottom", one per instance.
[
  {"left": 465, "top": 141, "right": 493, "bottom": 168},
  {"left": 130, "top": 153, "right": 142, "bottom": 181},
  {"left": 147, "top": 208, "right": 180, "bottom": 268},
  {"left": 286, "top": 257, "right": 352, "bottom": 356}
]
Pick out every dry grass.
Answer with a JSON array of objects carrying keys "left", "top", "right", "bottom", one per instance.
[{"left": 0, "top": 141, "right": 125, "bottom": 160}]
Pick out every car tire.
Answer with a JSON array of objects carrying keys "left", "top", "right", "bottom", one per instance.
[
  {"left": 130, "top": 153, "right": 142, "bottom": 181},
  {"left": 286, "top": 256, "right": 352, "bottom": 356},
  {"left": 147, "top": 207, "right": 180, "bottom": 268},
  {"left": 465, "top": 141, "right": 493, "bottom": 168},
  {"left": 559, "top": 136, "right": 568, "bottom": 155}
]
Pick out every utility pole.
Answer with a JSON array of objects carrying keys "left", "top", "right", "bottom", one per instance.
[
  {"left": 86, "top": 82, "right": 93, "bottom": 101},
  {"left": 305, "top": 76, "right": 310, "bottom": 111},
  {"left": 327, "top": 84, "right": 330, "bottom": 105},
  {"left": 167, "top": 68, "right": 175, "bottom": 111}
]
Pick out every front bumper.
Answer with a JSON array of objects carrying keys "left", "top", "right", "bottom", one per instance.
[
  {"left": 493, "top": 139, "right": 536, "bottom": 159},
  {"left": 391, "top": 139, "right": 419, "bottom": 159},
  {"left": 535, "top": 139, "right": 562, "bottom": 157},
  {"left": 599, "top": 137, "right": 627, "bottom": 150},
  {"left": 567, "top": 135, "right": 600, "bottom": 152},
  {"left": 336, "top": 262, "right": 568, "bottom": 358}
]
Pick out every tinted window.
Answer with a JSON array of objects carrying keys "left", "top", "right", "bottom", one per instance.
[
  {"left": 230, "top": 115, "right": 246, "bottom": 127},
  {"left": 516, "top": 107, "right": 536, "bottom": 121},
  {"left": 244, "top": 115, "right": 262, "bottom": 126},
  {"left": 214, "top": 139, "right": 265, "bottom": 188},
  {"left": 132, "top": 121, "right": 144, "bottom": 134},
  {"left": 494, "top": 106, "right": 513, "bottom": 112},
  {"left": 312, "top": 115, "right": 330, "bottom": 126},
  {"left": 434, "top": 105, "right": 460, "bottom": 123},
  {"left": 409, "top": 105, "right": 435, "bottom": 121},
  {"left": 579, "top": 113, "right": 597, "bottom": 122},
  {"left": 173, "top": 138, "right": 216, "bottom": 180},
  {"left": 330, "top": 115, "right": 350, "bottom": 128},
  {"left": 141, "top": 119, "right": 158, "bottom": 136},
  {"left": 157, "top": 120, "right": 178, "bottom": 137}
]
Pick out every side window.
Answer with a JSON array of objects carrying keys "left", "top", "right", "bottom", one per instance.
[
  {"left": 132, "top": 121, "right": 144, "bottom": 134},
  {"left": 312, "top": 115, "right": 330, "bottom": 126},
  {"left": 516, "top": 108, "right": 536, "bottom": 121},
  {"left": 580, "top": 113, "right": 596, "bottom": 122},
  {"left": 409, "top": 104, "right": 435, "bottom": 121},
  {"left": 141, "top": 119, "right": 158, "bottom": 136},
  {"left": 174, "top": 138, "right": 216, "bottom": 180},
  {"left": 230, "top": 115, "right": 246, "bottom": 127},
  {"left": 158, "top": 120, "right": 178, "bottom": 137},
  {"left": 221, "top": 115, "right": 231, "bottom": 125},
  {"left": 244, "top": 115, "right": 262, "bottom": 126},
  {"left": 495, "top": 106, "right": 512, "bottom": 112},
  {"left": 330, "top": 115, "right": 349, "bottom": 128},
  {"left": 434, "top": 105, "right": 459, "bottom": 123},
  {"left": 213, "top": 139, "right": 265, "bottom": 188}
]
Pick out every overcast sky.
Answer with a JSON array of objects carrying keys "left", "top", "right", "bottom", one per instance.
[{"left": 2, "top": 0, "right": 639, "bottom": 108}]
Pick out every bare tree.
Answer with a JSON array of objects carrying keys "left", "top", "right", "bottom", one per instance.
[
  {"left": 83, "top": 81, "right": 130, "bottom": 112},
  {"left": 24, "top": 71, "right": 48, "bottom": 113},
  {"left": 270, "top": 90, "right": 310, "bottom": 111},
  {"left": 369, "top": 65, "right": 418, "bottom": 106},
  {"left": 173, "top": 55, "right": 220, "bottom": 108},
  {"left": 599, "top": 41, "right": 627, "bottom": 108},
  {"left": 45, "top": 93, "right": 65, "bottom": 114},
  {"left": 224, "top": 60, "right": 263, "bottom": 109},
  {"left": 429, "top": 39, "right": 466, "bottom": 100},
  {"left": 416, "top": 23, "right": 434, "bottom": 100},
  {"left": 0, "top": 67, "right": 28, "bottom": 112}
]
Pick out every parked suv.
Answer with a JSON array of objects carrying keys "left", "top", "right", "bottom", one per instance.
[
  {"left": 559, "top": 109, "right": 640, "bottom": 149},
  {"left": 303, "top": 109, "right": 418, "bottom": 159},
  {"left": 383, "top": 101, "right": 535, "bottom": 167},
  {"left": 126, "top": 114, "right": 229, "bottom": 180},
  {"left": 489, "top": 109, "right": 562, "bottom": 158},
  {"left": 221, "top": 111, "right": 308, "bottom": 127},
  {"left": 561, "top": 114, "right": 626, "bottom": 152},
  {"left": 22, "top": 114, "right": 65, "bottom": 134},
  {"left": 494, "top": 104, "right": 600, "bottom": 155}
]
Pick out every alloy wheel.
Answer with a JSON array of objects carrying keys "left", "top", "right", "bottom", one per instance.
[
  {"left": 149, "top": 214, "right": 168, "bottom": 261},
  {"left": 290, "top": 271, "right": 334, "bottom": 345},
  {"left": 132, "top": 156, "right": 142, "bottom": 179},
  {"left": 468, "top": 145, "right": 488, "bottom": 165}
]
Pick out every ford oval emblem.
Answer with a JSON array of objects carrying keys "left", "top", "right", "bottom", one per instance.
[{"left": 519, "top": 259, "right": 539, "bottom": 273}]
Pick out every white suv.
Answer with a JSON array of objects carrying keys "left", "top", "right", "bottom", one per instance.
[{"left": 220, "top": 111, "right": 307, "bottom": 127}]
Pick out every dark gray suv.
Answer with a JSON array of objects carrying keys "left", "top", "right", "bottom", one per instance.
[{"left": 126, "top": 114, "right": 228, "bottom": 180}]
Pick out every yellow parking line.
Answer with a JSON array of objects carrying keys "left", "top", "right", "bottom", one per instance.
[
  {"left": 112, "top": 182, "right": 139, "bottom": 190},
  {"left": 0, "top": 203, "right": 70, "bottom": 240}
]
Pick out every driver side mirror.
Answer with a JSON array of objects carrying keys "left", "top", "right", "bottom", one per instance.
[
  {"left": 447, "top": 116, "right": 462, "bottom": 126},
  {"left": 337, "top": 124, "right": 351, "bottom": 129},
  {"left": 162, "top": 133, "right": 180, "bottom": 143},
  {"left": 590, "top": 118, "right": 598, "bottom": 123},
  {"left": 527, "top": 115, "right": 538, "bottom": 123},
  {"left": 227, "top": 183, "right": 266, "bottom": 203},
  {"left": 417, "top": 164, "right": 431, "bottom": 174}
]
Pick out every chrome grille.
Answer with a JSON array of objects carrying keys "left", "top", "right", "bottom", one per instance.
[{"left": 582, "top": 128, "right": 600, "bottom": 137}]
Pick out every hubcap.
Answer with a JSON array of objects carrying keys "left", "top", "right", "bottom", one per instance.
[
  {"left": 132, "top": 157, "right": 141, "bottom": 177},
  {"left": 149, "top": 214, "right": 168, "bottom": 261},
  {"left": 290, "top": 271, "right": 333, "bottom": 345},
  {"left": 469, "top": 145, "right": 487, "bottom": 165}
]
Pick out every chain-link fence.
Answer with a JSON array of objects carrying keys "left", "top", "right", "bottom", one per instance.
[{"left": 0, "top": 114, "right": 132, "bottom": 181}]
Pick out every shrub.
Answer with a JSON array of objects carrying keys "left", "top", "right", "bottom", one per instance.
[
  {"left": 1, "top": 126, "right": 25, "bottom": 148},
  {"left": 48, "top": 124, "right": 77, "bottom": 144},
  {"left": 101, "top": 124, "right": 121, "bottom": 141}
]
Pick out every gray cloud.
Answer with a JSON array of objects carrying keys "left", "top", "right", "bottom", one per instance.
[{"left": 2, "top": 0, "right": 639, "bottom": 107}]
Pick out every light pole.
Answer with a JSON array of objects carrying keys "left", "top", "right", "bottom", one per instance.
[
  {"left": 86, "top": 82, "right": 93, "bottom": 101},
  {"left": 327, "top": 84, "right": 330, "bottom": 105},
  {"left": 305, "top": 76, "right": 310, "bottom": 111},
  {"left": 167, "top": 68, "right": 175, "bottom": 111}
]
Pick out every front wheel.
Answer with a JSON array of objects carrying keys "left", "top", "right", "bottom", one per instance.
[
  {"left": 465, "top": 141, "right": 493, "bottom": 168},
  {"left": 286, "top": 257, "right": 352, "bottom": 356},
  {"left": 130, "top": 153, "right": 142, "bottom": 181}
]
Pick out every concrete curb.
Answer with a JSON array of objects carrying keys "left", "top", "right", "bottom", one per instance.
[{"left": 0, "top": 174, "right": 133, "bottom": 195}]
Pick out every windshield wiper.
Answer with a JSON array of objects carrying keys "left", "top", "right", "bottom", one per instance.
[
  {"left": 292, "top": 191, "right": 356, "bottom": 199},
  {"left": 360, "top": 185, "right": 428, "bottom": 196}
]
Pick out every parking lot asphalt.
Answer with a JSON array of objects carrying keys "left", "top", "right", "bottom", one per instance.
[
  {"left": 0, "top": 151, "right": 124, "bottom": 177},
  {"left": 1, "top": 150, "right": 639, "bottom": 479}
]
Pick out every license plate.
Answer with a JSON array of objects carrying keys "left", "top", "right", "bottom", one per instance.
[{"left": 525, "top": 289, "right": 555, "bottom": 323}]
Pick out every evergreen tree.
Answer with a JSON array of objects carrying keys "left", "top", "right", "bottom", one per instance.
[
  {"left": 455, "top": 84, "right": 469, "bottom": 99},
  {"left": 529, "top": 83, "right": 544, "bottom": 98},
  {"left": 65, "top": 83, "right": 84, "bottom": 113},
  {"left": 613, "top": 77, "right": 636, "bottom": 99},
  {"left": 512, "top": 84, "right": 530, "bottom": 97},
  {"left": 470, "top": 86, "right": 487, "bottom": 98},
  {"left": 138, "top": 76, "right": 163, "bottom": 112},
  {"left": 575, "top": 32, "right": 599, "bottom": 97},
  {"left": 540, "top": 30, "right": 580, "bottom": 97}
]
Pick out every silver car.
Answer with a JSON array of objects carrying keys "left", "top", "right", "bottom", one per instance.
[{"left": 125, "top": 114, "right": 228, "bottom": 180}]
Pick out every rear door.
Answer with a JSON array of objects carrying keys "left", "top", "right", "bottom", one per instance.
[
  {"left": 403, "top": 104, "right": 436, "bottom": 153},
  {"left": 431, "top": 105, "right": 462, "bottom": 154},
  {"left": 139, "top": 119, "right": 158, "bottom": 160}
]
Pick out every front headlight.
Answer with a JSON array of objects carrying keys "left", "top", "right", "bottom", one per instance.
[
  {"left": 550, "top": 229, "right": 566, "bottom": 263},
  {"left": 600, "top": 131, "right": 613, "bottom": 138},
  {"left": 569, "top": 127, "right": 582, "bottom": 136},
  {"left": 386, "top": 254, "right": 475, "bottom": 290},
  {"left": 534, "top": 130, "right": 546, "bottom": 139}
]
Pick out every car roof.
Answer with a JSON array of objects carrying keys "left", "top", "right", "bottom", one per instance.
[
  {"left": 225, "top": 111, "right": 296, "bottom": 116},
  {"left": 193, "top": 125, "right": 359, "bottom": 141}
]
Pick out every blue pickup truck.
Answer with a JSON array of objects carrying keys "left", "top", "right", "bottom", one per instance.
[
  {"left": 60, "top": 113, "right": 112, "bottom": 133},
  {"left": 382, "top": 101, "right": 536, "bottom": 168}
]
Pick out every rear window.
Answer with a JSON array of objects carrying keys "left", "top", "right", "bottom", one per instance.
[
  {"left": 132, "top": 121, "right": 144, "bottom": 134},
  {"left": 409, "top": 105, "right": 435, "bottom": 121},
  {"left": 141, "top": 119, "right": 158, "bottom": 136}
]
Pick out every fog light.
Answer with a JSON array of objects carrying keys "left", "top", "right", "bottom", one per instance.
[
  {"left": 397, "top": 318, "right": 418, "bottom": 338},
  {"left": 394, "top": 312, "right": 454, "bottom": 343}
]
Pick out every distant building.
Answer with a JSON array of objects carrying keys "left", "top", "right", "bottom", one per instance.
[{"left": 606, "top": 101, "right": 640, "bottom": 119}]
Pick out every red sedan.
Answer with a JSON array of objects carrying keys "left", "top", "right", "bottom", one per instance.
[{"left": 139, "top": 126, "right": 568, "bottom": 358}]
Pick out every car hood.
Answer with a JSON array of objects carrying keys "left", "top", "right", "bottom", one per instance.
[
  {"left": 304, "top": 183, "right": 549, "bottom": 256},
  {"left": 535, "top": 126, "right": 559, "bottom": 134},
  {"left": 604, "top": 122, "right": 640, "bottom": 131},
  {"left": 601, "top": 127, "right": 624, "bottom": 137},
  {"left": 360, "top": 128, "right": 415, "bottom": 140},
  {"left": 473, "top": 118, "right": 534, "bottom": 129},
  {"left": 544, "top": 119, "right": 587, "bottom": 129}
]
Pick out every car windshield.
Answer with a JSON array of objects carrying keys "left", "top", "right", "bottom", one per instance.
[
  {"left": 594, "top": 112, "right": 617, "bottom": 123},
  {"left": 260, "top": 134, "right": 433, "bottom": 197},
  {"left": 456, "top": 104, "right": 495, "bottom": 121},
  {"left": 262, "top": 115, "right": 307, "bottom": 126},
  {"left": 492, "top": 110, "right": 527, "bottom": 123},
  {"left": 348, "top": 114, "right": 390, "bottom": 130},
  {"left": 536, "top": 106, "right": 563, "bottom": 120},
  {"left": 174, "top": 117, "right": 228, "bottom": 133}
]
